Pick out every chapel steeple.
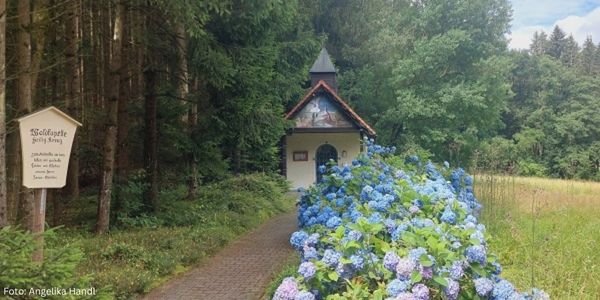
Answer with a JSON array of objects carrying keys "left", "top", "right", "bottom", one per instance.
[{"left": 309, "top": 48, "right": 337, "bottom": 92}]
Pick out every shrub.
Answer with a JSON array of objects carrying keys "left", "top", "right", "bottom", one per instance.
[
  {"left": 517, "top": 160, "right": 547, "bottom": 177},
  {"left": 0, "top": 226, "right": 110, "bottom": 299},
  {"left": 58, "top": 172, "right": 293, "bottom": 299},
  {"left": 272, "top": 141, "right": 548, "bottom": 300}
]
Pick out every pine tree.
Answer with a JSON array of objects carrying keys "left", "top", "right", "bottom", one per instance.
[
  {"left": 64, "top": 0, "right": 81, "bottom": 198},
  {"left": 15, "top": 0, "right": 35, "bottom": 230},
  {"left": 96, "top": 0, "right": 125, "bottom": 234},
  {"left": 596, "top": 42, "right": 600, "bottom": 74},
  {"left": 578, "top": 36, "right": 597, "bottom": 75},
  {"left": 547, "top": 25, "right": 566, "bottom": 59},
  {"left": 530, "top": 31, "right": 548, "bottom": 55},
  {"left": 561, "top": 35, "right": 580, "bottom": 67}
]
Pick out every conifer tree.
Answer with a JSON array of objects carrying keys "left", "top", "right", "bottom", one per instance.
[
  {"left": 561, "top": 35, "right": 580, "bottom": 67},
  {"left": 530, "top": 31, "right": 548, "bottom": 55},
  {"left": 578, "top": 36, "right": 597, "bottom": 75},
  {"left": 547, "top": 25, "right": 566, "bottom": 59}
]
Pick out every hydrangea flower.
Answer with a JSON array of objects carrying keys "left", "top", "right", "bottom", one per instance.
[
  {"left": 419, "top": 265, "right": 433, "bottom": 279},
  {"left": 530, "top": 288, "right": 550, "bottom": 300},
  {"left": 298, "top": 262, "right": 316, "bottom": 280},
  {"left": 464, "top": 175, "right": 474, "bottom": 186},
  {"left": 395, "top": 258, "right": 415, "bottom": 280},
  {"left": 273, "top": 277, "right": 299, "bottom": 300},
  {"left": 383, "top": 251, "right": 400, "bottom": 271},
  {"left": 347, "top": 230, "right": 362, "bottom": 241},
  {"left": 326, "top": 216, "right": 342, "bottom": 228},
  {"left": 392, "top": 224, "right": 409, "bottom": 241},
  {"left": 408, "top": 247, "right": 427, "bottom": 262},
  {"left": 321, "top": 249, "right": 341, "bottom": 267},
  {"left": 440, "top": 207, "right": 457, "bottom": 224},
  {"left": 302, "top": 245, "right": 318, "bottom": 260},
  {"left": 318, "top": 165, "right": 326, "bottom": 174},
  {"left": 367, "top": 212, "right": 383, "bottom": 224},
  {"left": 465, "top": 245, "right": 487, "bottom": 265},
  {"left": 294, "top": 291, "right": 315, "bottom": 300},
  {"left": 492, "top": 280, "right": 516, "bottom": 300},
  {"left": 395, "top": 292, "right": 415, "bottom": 300},
  {"left": 444, "top": 279, "right": 459, "bottom": 300},
  {"left": 473, "top": 277, "right": 494, "bottom": 296},
  {"left": 449, "top": 260, "right": 464, "bottom": 280},
  {"left": 411, "top": 218, "right": 434, "bottom": 228},
  {"left": 350, "top": 254, "right": 365, "bottom": 270},
  {"left": 411, "top": 283, "right": 429, "bottom": 300},
  {"left": 305, "top": 233, "right": 319, "bottom": 246},
  {"left": 386, "top": 279, "right": 410, "bottom": 297},
  {"left": 290, "top": 231, "right": 309, "bottom": 250}
]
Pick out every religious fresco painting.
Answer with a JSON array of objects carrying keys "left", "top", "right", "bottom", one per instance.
[{"left": 294, "top": 95, "right": 354, "bottom": 128}]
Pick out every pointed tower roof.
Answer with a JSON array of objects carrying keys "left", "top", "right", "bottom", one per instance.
[{"left": 309, "top": 48, "right": 336, "bottom": 73}]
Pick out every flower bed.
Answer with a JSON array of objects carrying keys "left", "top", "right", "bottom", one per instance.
[{"left": 273, "top": 141, "right": 549, "bottom": 300}]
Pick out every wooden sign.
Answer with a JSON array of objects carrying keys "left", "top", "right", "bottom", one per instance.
[{"left": 18, "top": 106, "right": 82, "bottom": 188}]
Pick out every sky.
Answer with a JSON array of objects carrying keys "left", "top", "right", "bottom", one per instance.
[{"left": 508, "top": 0, "right": 600, "bottom": 49}]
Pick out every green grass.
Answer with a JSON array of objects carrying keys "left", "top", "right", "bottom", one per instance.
[
  {"left": 262, "top": 253, "right": 300, "bottom": 300},
  {"left": 475, "top": 175, "right": 600, "bottom": 299},
  {"left": 48, "top": 173, "right": 295, "bottom": 299}
]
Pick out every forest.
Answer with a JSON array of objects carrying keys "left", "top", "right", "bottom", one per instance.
[
  {"left": 0, "top": 0, "right": 600, "bottom": 297},
  {"left": 0, "top": 0, "right": 599, "bottom": 298},
  {"left": 0, "top": 0, "right": 599, "bottom": 248}
]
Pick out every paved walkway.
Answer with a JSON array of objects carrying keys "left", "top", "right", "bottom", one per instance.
[{"left": 143, "top": 212, "right": 297, "bottom": 300}]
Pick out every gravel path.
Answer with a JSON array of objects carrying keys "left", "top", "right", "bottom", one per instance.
[{"left": 142, "top": 212, "right": 297, "bottom": 300}]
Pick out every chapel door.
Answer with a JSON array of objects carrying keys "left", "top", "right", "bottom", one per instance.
[{"left": 315, "top": 144, "right": 338, "bottom": 183}]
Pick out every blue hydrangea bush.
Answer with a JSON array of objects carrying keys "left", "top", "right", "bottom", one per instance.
[{"left": 273, "top": 141, "right": 549, "bottom": 300}]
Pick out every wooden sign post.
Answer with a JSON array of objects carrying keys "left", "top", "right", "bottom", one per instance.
[{"left": 18, "top": 106, "right": 82, "bottom": 262}]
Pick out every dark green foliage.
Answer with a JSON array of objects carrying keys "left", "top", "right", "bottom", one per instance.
[
  {"left": 303, "top": 1, "right": 597, "bottom": 180},
  {"left": 547, "top": 26, "right": 567, "bottom": 59},
  {"left": 64, "top": 173, "right": 293, "bottom": 299},
  {"left": 181, "top": 0, "right": 319, "bottom": 174},
  {"left": 476, "top": 41, "right": 600, "bottom": 179},
  {"left": 0, "top": 227, "right": 111, "bottom": 299},
  {"left": 157, "top": 173, "right": 290, "bottom": 227}
]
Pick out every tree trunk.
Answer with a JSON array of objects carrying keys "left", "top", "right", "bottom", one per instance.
[
  {"left": 64, "top": 0, "right": 80, "bottom": 198},
  {"left": 175, "top": 24, "right": 197, "bottom": 200},
  {"left": 176, "top": 24, "right": 189, "bottom": 121},
  {"left": 30, "top": 0, "right": 49, "bottom": 93},
  {"left": 49, "top": 2, "right": 62, "bottom": 225},
  {"left": 187, "top": 79, "right": 199, "bottom": 200},
  {"left": 142, "top": 4, "right": 158, "bottom": 212},
  {"left": 0, "top": 0, "right": 7, "bottom": 227},
  {"left": 144, "top": 67, "right": 158, "bottom": 212},
  {"left": 115, "top": 6, "right": 130, "bottom": 215},
  {"left": 96, "top": 1, "right": 124, "bottom": 234},
  {"left": 15, "top": 0, "right": 34, "bottom": 230}
]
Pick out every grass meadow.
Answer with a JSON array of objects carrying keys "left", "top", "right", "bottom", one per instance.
[{"left": 474, "top": 175, "right": 600, "bottom": 299}]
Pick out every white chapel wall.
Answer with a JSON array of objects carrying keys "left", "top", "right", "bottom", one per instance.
[{"left": 285, "top": 132, "right": 362, "bottom": 189}]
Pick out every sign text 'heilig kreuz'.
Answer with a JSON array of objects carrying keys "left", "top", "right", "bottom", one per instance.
[{"left": 30, "top": 128, "right": 68, "bottom": 145}]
